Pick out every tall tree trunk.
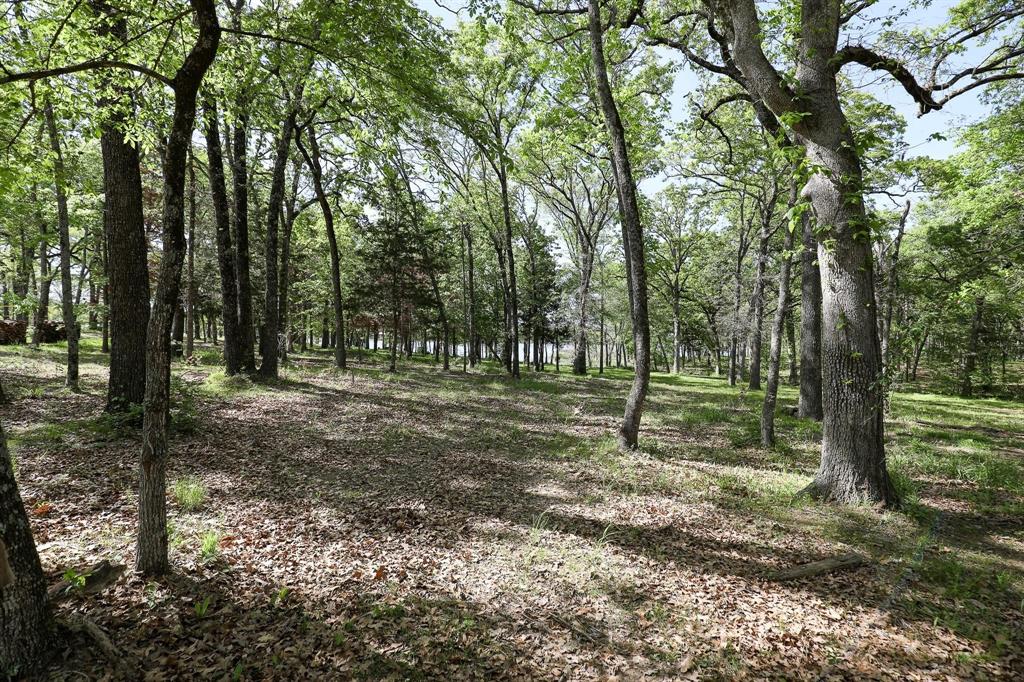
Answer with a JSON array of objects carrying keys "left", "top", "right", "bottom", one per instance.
[
  {"left": 798, "top": 213, "right": 823, "bottom": 419},
  {"left": 185, "top": 154, "right": 196, "bottom": 359},
  {"left": 0, "top": 418, "right": 54, "bottom": 676},
  {"left": 879, "top": 201, "right": 909, "bottom": 406},
  {"left": 259, "top": 107, "right": 297, "bottom": 378},
  {"left": 136, "top": 0, "right": 220, "bottom": 576},
  {"left": 748, "top": 210, "right": 773, "bottom": 390},
  {"left": 786, "top": 309, "right": 798, "bottom": 385},
  {"left": 297, "top": 126, "right": 346, "bottom": 370},
  {"left": 464, "top": 224, "right": 477, "bottom": 367},
  {"left": 573, "top": 247, "right": 594, "bottom": 375},
  {"left": 672, "top": 297, "right": 681, "bottom": 374},
  {"left": 278, "top": 163, "right": 302, "bottom": 365},
  {"left": 498, "top": 170, "right": 521, "bottom": 379},
  {"left": 761, "top": 184, "right": 799, "bottom": 447},
  {"left": 588, "top": 0, "right": 650, "bottom": 450},
  {"left": 960, "top": 297, "right": 983, "bottom": 398},
  {"left": 203, "top": 100, "right": 242, "bottom": 375},
  {"left": 43, "top": 103, "right": 79, "bottom": 390},
  {"left": 231, "top": 112, "right": 255, "bottom": 372},
  {"left": 31, "top": 201, "right": 52, "bottom": 347},
  {"left": 729, "top": 255, "right": 743, "bottom": 386}
]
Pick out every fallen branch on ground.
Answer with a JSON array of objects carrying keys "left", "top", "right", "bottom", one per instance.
[{"left": 766, "top": 553, "right": 868, "bottom": 581}]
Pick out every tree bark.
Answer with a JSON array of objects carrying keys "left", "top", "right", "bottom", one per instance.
[
  {"left": 572, "top": 247, "right": 594, "bottom": 375},
  {"left": 185, "top": 154, "right": 196, "bottom": 359},
  {"left": 203, "top": 100, "right": 242, "bottom": 375},
  {"left": 259, "top": 106, "right": 297, "bottom": 378},
  {"left": 43, "top": 103, "right": 79, "bottom": 391},
  {"left": 0, "top": 418, "right": 54, "bottom": 675},
  {"left": 588, "top": 0, "right": 651, "bottom": 450},
  {"left": 136, "top": 0, "right": 220, "bottom": 576},
  {"left": 724, "top": 0, "right": 894, "bottom": 505},
  {"left": 798, "top": 211, "right": 823, "bottom": 419},
  {"left": 297, "top": 126, "right": 346, "bottom": 370},
  {"left": 761, "top": 187, "right": 799, "bottom": 447},
  {"left": 748, "top": 202, "right": 774, "bottom": 390},
  {"left": 231, "top": 110, "right": 255, "bottom": 373},
  {"left": 960, "top": 297, "right": 983, "bottom": 398}
]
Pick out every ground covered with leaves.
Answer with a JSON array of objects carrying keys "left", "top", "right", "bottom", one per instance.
[{"left": 3, "top": 338, "right": 1023, "bottom": 680}]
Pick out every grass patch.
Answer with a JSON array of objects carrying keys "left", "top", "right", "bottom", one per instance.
[{"left": 173, "top": 476, "right": 207, "bottom": 512}]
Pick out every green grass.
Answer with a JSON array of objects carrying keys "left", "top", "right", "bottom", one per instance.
[{"left": 173, "top": 476, "right": 207, "bottom": 512}]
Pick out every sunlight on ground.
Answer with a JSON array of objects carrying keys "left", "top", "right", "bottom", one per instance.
[{"left": 2, "top": 336, "right": 1022, "bottom": 679}]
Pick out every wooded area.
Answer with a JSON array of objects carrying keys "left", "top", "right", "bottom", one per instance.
[{"left": 1, "top": 0, "right": 1022, "bottom": 678}]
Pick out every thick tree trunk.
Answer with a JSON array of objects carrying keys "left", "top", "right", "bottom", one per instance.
[
  {"left": 802, "top": 145, "right": 895, "bottom": 506},
  {"left": 588, "top": 0, "right": 650, "bottom": 450},
  {"left": 92, "top": 14, "right": 150, "bottom": 406},
  {"left": 0, "top": 418, "right": 54, "bottom": 675},
  {"left": 203, "top": 101, "right": 242, "bottom": 375},
  {"left": 798, "top": 213, "right": 823, "bottom": 419},
  {"left": 136, "top": 0, "right": 219, "bottom": 576},
  {"left": 44, "top": 103, "right": 79, "bottom": 390}
]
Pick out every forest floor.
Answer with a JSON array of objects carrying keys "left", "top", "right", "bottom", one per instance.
[{"left": 2, "top": 336, "right": 1023, "bottom": 680}]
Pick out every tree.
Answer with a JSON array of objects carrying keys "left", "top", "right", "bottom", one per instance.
[
  {"left": 90, "top": 0, "right": 151, "bottom": 412},
  {"left": 521, "top": 137, "right": 613, "bottom": 375},
  {"left": 451, "top": 21, "right": 540, "bottom": 378},
  {"left": 136, "top": 0, "right": 221, "bottom": 576},
  {"left": 0, "top": 417, "right": 53, "bottom": 675},
  {"left": 645, "top": 0, "right": 1024, "bottom": 506}
]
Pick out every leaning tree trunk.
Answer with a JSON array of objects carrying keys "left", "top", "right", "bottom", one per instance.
[
  {"left": 761, "top": 188, "right": 799, "bottom": 447},
  {"left": 798, "top": 212, "right": 823, "bottom": 419},
  {"left": 44, "top": 103, "right": 79, "bottom": 391},
  {"left": 136, "top": 0, "right": 220, "bottom": 576},
  {"left": 93, "top": 0, "right": 150, "bottom": 410},
  {"left": 203, "top": 100, "right": 242, "bottom": 375},
  {"left": 1, "top": 418, "right": 54, "bottom": 676},
  {"left": 588, "top": 0, "right": 650, "bottom": 450},
  {"left": 298, "top": 127, "right": 346, "bottom": 370}
]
